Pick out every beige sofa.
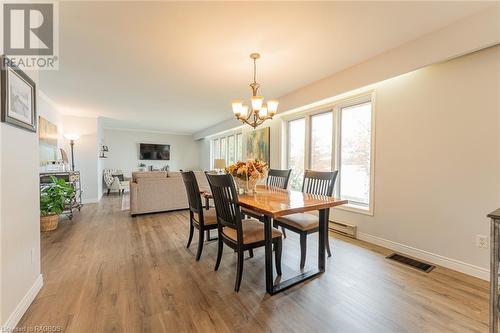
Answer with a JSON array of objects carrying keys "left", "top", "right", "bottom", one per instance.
[{"left": 130, "top": 171, "right": 208, "bottom": 216}]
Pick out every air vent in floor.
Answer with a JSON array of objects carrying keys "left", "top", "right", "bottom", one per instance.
[{"left": 386, "top": 253, "right": 435, "bottom": 273}]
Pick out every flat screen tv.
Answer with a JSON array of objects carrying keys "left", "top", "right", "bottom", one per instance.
[{"left": 139, "top": 143, "right": 170, "bottom": 160}]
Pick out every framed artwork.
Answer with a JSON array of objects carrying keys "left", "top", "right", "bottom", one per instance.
[
  {"left": 1, "top": 55, "right": 37, "bottom": 132},
  {"left": 246, "top": 127, "right": 270, "bottom": 163},
  {"left": 39, "top": 116, "right": 58, "bottom": 164}
]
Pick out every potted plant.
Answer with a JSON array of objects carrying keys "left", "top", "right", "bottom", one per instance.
[
  {"left": 40, "top": 176, "right": 74, "bottom": 232},
  {"left": 138, "top": 163, "right": 147, "bottom": 171}
]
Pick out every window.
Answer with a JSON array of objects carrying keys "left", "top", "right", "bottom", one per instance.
[
  {"left": 236, "top": 133, "right": 243, "bottom": 161},
  {"left": 285, "top": 94, "right": 374, "bottom": 213},
  {"left": 213, "top": 139, "right": 219, "bottom": 159},
  {"left": 227, "top": 135, "right": 235, "bottom": 164},
  {"left": 210, "top": 132, "right": 243, "bottom": 168},
  {"left": 220, "top": 137, "right": 227, "bottom": 162},
  {"left": 310, "top": 112, "right": 333, "bottom": 171},
  {"left": 287, "top": 118, "right": 306, "bottom": 190},
  {"left": 339, "top": 102, "right": 372, "bottom": 206}
]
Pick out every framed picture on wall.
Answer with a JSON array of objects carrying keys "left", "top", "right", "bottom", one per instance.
[
  {"left": 246, "top": 127, "right": 270, "bottom": 163},
  {"left": 1, "top": 55, "right": 37, "bottom": 132}
]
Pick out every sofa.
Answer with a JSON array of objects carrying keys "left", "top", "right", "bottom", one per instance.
[{"left": 129, "top": 170, "right": 208, "bottom": 216}]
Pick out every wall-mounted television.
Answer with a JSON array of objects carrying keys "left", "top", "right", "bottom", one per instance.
[{"left": 139, "top": 143, "right": 170, "bottom": 160}]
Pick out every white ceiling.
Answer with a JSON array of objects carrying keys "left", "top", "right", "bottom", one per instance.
[{"left": 40, "top": 1, "right": 495, "bottom": 134}]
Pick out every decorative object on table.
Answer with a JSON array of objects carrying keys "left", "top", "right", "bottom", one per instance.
[
  {"left": 103, "top": 169, "right": 129, "bottom": 196},
  {"left": 40, "top": 175, "right": 74, "bottom": 231},
  {"left": 39, "top": 116, "right": 59, "bottom": 165},
  {"left": 246, "top": 127, "right": 270, "bottom": 163},
  {"left": 138, "top": 163, "right": 147, "bottom": 171},
  {"left": 64, "top": 133, "right": 80, "bottom": 171},
  {"left": 213, "top": 159, "right": 226, "bottom": 173},
  {"left": 1, "top": 55, "right": 37, "bottom": 132},
  {"left": 231, "top": 53, "right": 278, "bottom": 129},
  {"left": 99, "top": 145, "right": 109, "bottom": 158},
  {"left": 225, "top": 160, "right": 268, "bottom": 194}
]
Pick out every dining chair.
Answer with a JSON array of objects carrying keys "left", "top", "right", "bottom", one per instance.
[
  {"left": 242, "top": 168, "right": 292, "bottom": 224},
  {"left": 181, "top": 171, "right": 219, "bottom": 261},
  {"left": 273, "top": 170, "right": 338, "bottom": 269},
  {"left": 206, "top": 173, "right": 283, "bottom": 292}
]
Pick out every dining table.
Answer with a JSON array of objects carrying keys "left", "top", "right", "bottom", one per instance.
[{"left": 200, "top": 184, "right": 348, "bottom": 295}]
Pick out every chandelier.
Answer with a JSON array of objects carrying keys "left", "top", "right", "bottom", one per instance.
[{"left": 231, "top": 53, "right": 278, "bottom": 129}]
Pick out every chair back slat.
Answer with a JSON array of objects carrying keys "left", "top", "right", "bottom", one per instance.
[
  {"left": 181, "top": 171, "right": 203, "bottom": 215},
  {"left": 302, "top": 170, "right": 338, "bottom": 196},
  {"left": 266, "top": 169, "right": 292, "bottom": 189},
  {"left": 206, "top": 174, "right": 243, "bottom": 237}
]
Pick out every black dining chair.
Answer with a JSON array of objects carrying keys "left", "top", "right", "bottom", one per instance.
[
  {"left": 206, "top": 173, "right": 283, "bottom": 292},
  {"left": 242, "top": 168, "right": 292, "bottom": 223},
  {"left": 273, "top": 170, "right": 338, "bottom": 269},
  {"left": 181, "top": 171, "right": 219, "bottom": 261}
]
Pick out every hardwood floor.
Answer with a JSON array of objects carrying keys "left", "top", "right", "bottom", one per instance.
[{"left": 18, "top": 195, "right": 488, "bottom": 332}]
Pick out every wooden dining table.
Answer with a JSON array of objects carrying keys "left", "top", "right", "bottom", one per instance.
[{"left": 200, "top": 184, "right": 348, "bottom": 295}]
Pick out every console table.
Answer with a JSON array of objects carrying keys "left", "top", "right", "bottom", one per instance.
[
  {"left": 489, "top": 208, "right": 500, "bottom": 333},
  {"left": 40, "top": 171, "right": 83, "bottom": 219}
]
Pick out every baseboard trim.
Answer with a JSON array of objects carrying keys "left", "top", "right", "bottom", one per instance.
[
  {"left": 357, "top": 232, "right": 489, "bottom": 281},
  {"left": 2, "top": 274, "right": 43, "bottom": 330}
]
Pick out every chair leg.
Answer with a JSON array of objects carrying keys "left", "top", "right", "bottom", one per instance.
[
  {"left": 195, "top": 227, "right": 205, "bottom": 261},
  {"left": 275, "top": 238, "right": 282, "bottom": 276},
  {"left": 248, "top": 248, "right": 254, "bottom": 258},
  {"left": 300, "top": 233, "right": 307, "bottom": 269},
  {"left": 326, "top": 230, "right": 332, "bottom": 257},
  {"left": 235, "top": 249, "right": 244, "bottom": 292},
  {"left": 186, "top": 220, "right": 194, "bottom": 249},
  {"left": 107, "top": 189, "right": 110, "bottom": 196},
  {"left": 214, "top": 238, "right": 223, "bottom": 271}
]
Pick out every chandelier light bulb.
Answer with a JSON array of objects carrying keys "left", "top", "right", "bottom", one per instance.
[
  {"left": 232, "top": 100, "right": 243, "bottom": 115},
  {"left": 251, "top": 96, "right": 263, "bottom": 111},
  {"left": 267, "top": 100, "right": 278, "bottom": 115},
  {"left": 240, "top": 105, "right": 249, "bottom": 119},
  {"left": 259, "top": 106, "right": 268, "bottom": 119}
]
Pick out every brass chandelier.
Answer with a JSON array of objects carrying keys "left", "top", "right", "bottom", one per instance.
[{"left": 232, "top": 53, "right": 278, "bottom": 129}]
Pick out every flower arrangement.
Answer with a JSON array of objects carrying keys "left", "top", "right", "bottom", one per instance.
[{"left": 225, "top": 160, "right": 268, "bottom": 193}]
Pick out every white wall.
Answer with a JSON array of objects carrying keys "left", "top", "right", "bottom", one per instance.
[
  {"left": 0, "top": 19, "right": 43, "bottom": 326},
  {"left": 103, "top": 129, "right": 201, "bottom": 177},
  {"left": 197, "top": 46, "right": 500, "bottom": 279}
]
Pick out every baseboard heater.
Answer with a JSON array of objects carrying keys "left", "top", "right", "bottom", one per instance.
[{"left": 329, "top": 220, "right": 357, "bottom": 238}]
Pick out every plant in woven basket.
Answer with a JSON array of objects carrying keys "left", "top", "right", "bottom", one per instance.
[
  {"left": 225, "top": 160, "right": 268, "bottom": 193},
  {"left": 40, "top": 176, "right": 74, "bottom": 231}
]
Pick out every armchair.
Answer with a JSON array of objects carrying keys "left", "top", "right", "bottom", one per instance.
[{"left": 103, "top": 169, "right": 129, "bottom": 195}]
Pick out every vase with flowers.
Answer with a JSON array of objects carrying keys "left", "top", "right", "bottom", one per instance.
[{"left": 225, "top": 160, "right": 268, "bottom": 194}]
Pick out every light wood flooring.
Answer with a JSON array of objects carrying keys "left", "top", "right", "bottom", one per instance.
[{"left": 18, "top": 195, "right": 489, "bottom": 332}]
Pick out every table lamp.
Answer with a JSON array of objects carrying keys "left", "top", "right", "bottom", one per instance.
[{"left": 213, "top": 159, "right": 226, "bottom": 173}]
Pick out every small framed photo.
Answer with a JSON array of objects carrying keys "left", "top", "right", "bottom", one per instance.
[{"left": 1, "top": 55, "right": 37, "bottom": 132}]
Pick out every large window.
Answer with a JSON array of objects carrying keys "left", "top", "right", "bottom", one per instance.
[
  {"left": 339, "top": 102, "right": 372, "bottom": 206},
  {"left": 227, "top": 135, "right": 235, "bottom": 164},
  {"left": 287, "top": 118, "right": 306, "bottom": 190},
  {"left": 210, "top": 132, "right": 243, "bottom": 169},
  {"left": 310, "top": 112, "right": 333, "bottom": 171},
  {"left": 285, "top": 94, "right": 374, "bottom": 213}
]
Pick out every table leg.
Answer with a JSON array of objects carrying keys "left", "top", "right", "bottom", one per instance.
[
  {"left": 263, "top": 215, "right": 274, "bottom": 294},
  {"left": 205, "top": 197, "right": 210, "bottom": 210},
  {"left": 318, "top": 209, "right": 327, "bottom": 272}
]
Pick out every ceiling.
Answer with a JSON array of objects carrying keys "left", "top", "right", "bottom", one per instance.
[{"left": 40, "top": 1, "right": 495, "bottom": 134}]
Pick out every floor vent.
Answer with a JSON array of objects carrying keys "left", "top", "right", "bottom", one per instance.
[{"left": 386, "top": 253, "right": 435, "bottom": 273}]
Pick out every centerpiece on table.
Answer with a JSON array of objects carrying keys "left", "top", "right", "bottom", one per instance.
[{"left": 225, "top": 160, "right": 268, "bottom": 194}]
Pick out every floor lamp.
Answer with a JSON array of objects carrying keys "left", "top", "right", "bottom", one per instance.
[{"left": 64, "top": 134, "right": 80, "bottom": 171}]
